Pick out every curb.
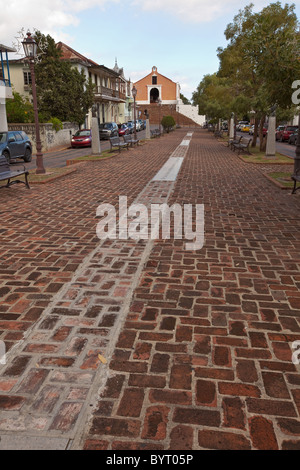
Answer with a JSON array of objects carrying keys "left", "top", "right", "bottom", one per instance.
[
  {"left": 262, "top": 172, "right": 293, "bottom": 190},
  {"left": 28, "top": 167, "right": 77, "bottom": 185}
]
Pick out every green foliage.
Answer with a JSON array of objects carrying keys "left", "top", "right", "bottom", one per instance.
[
  {"left": 192, "top": 73, "right": 236, "bottom": 121},
  {"left": 48, "top": 117, "right": 63, "bottom": 132},
  {"left": 161, "top": 115, "right": 176, "bottom": 132},
  {"left": 6, "top": 91, "right": 34, "bottom": 123},
  {"left": 217, "top": 2, "right": 300, "bottom": 112},
  {"left": 193, "top": 2, "right": 300, "bottom": 149},
  {"left": 33, "top": 31, "right": 95, "bottom": 125},
  {"left": 180, "top": 93, "right": 191, "bottom": 105}
]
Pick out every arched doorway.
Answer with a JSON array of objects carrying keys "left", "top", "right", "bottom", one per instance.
[{"left": 150, "top": 88, "right": 159, "bottom": 103}]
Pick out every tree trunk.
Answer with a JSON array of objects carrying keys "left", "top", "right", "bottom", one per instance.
[
  {"left": 259, "top": 114, "right": 266, "bottom": 151},
  {"left": 251, "top": 117, "right": 259, "bottom": 147}
]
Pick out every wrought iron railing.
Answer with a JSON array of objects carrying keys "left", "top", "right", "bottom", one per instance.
[{"left": 94, "top": 86, "right": 126, "bottom": 101}]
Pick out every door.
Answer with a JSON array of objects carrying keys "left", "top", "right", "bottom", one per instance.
[
  {"left": 14, "top": 132, "right": 25, "bottom": 157},
  {"left": 7, "top": 132, "right": 19, "bottom": 158}
]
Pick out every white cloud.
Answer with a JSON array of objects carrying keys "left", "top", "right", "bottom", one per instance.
[
  {"left": 130, "top": 0, "right": 272, "bottom": 23},
  {"left": 0, "top": 0, "right": 124, "bottom": 57},
  {"left": 0, "top": 0, "right": 274, "bottom": 55},
  {"left": 0, "top": 0, "right": 80, "bottom": 52}
]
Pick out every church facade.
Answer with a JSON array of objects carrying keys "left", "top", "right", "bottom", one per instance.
[{"left": 134, "top": 66, "right": 181, "bottom": 105}]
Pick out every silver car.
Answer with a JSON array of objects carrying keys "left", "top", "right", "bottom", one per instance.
[{"left": 99, "top": 122, "right": 119, "bottom": 140}]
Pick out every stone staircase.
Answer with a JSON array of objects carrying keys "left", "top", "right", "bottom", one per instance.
[{"left": 139, "top": 103, "right": 202, "bottom": 127}]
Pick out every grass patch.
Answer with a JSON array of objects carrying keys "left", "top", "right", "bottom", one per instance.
[
  {"left": 220, "top": 136, "right": 293, "bottom": 164},
  {"left": 264, "top": 171, "right": 294, "bottom": 189},
  {"left": 238, "top": 146, "right": 293, "bottom": 164},
  {"left": 28, "top": 166, "right": 77, "bottom": 184},
  {"left": 66, "top": 149, "right": 119, "bottom": 165}
]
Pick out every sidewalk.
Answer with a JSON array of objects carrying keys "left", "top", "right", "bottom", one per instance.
[{"left": 0, "top": 128, "right": 299, "bottom": 450}]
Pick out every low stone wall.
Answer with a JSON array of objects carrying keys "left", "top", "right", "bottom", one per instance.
[
  {"left": 177, "top": 104, "right": 206, "bottom": 126},
  {"left": 8, "top": 122, "right": 79, "bottom": 153}
]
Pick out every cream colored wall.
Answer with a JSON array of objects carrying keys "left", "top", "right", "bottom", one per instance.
[{"left": 4, "top": 63, "right": 31, "bottom": 100}]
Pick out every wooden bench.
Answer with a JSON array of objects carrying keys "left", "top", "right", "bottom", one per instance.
[
  {"left": 0, "top": 155, "right": 30, "bottom": 189},
  {"left": 123, "top": 134, "right": 139, "bottom": 147},
  {"left": 109, "top": 136, "right": 129, "bottom": 153},
  {"left": 232, "top": 137, "right": 252, "bottom": 155},
  {"left": 291, "top": 168, "right": 300, "bottom": 194}
]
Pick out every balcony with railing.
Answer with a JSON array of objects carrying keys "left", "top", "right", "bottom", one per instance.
[
  {"left": 94, "top": 85, "right": 126, "bottom": 102},
  {"left": 0, "top": 44, "right": 16, "bottom": 100}
]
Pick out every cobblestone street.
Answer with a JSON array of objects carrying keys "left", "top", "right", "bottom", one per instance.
[{"left": 0, "top": 128, "right": 299, "bottom": 450}]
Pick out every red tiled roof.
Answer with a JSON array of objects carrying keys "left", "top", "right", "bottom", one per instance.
[{"left": 56, "top": 42, "right": 99, "bottom": 67}]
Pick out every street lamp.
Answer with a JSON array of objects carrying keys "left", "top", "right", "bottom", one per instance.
[
  {"left": 22, "top": 32, "right": 45, "bottom": 174},
  {"left": 132, "top": 85, "right": 137, "bottom": 141},
  {"left": 294, "top": 113, "right": 300, "bottom": 181}
]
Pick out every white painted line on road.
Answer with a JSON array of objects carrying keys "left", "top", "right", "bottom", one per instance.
[
  {"left": 151, "top": 133, "right": 193, "bottom": 182},
  {"left": 152, "top": 157, "right": 184, "bottom": 182}
]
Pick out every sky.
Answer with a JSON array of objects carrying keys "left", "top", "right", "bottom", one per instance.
[{"left": 2, "top": 0, "right": 300, "bottom": 100}]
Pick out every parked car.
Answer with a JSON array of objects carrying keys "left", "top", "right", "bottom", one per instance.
[
  {"left": 118, "top": 123, "right": 129, "bottom": 136},
  {"left": 237, "top": 121, "right": 249, "bottom": 131},
  {"left": 221, "top": 122, "right": 228, "bottom": 130},
  {"left": 138, "top": 119, "right": 145, "bottom": 130},
  {"left": 99, "top": 122, "right": 118, "bottom": 140},
  {"left": 275, "top": 125, "right": 285, "bottom": 141},
  {"left": 0, "top": 130, "right": 32, "bottom": 163},
  {"left": 126, "top": 121, "right": 134, "bottom": 134},
  {"left": 71, "top": 129, "right": 92, "bottom": 148},
  {"left": 277, "top": 125, "right": 298, "bottom": 142},
  {"left": 241, "top": 124, "right": 250, "bottom": 132},
  {"left": 288, "top": 129, "right": 298, "bottom": 145},
  {"left": 127, "top": 121, "right": 138, "bottom": 133},
  {"left": 248, "top": 125, "right": 267, "bottom": 137}
]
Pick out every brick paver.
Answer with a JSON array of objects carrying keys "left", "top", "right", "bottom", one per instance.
[{"left": 0, "top": 128, "right": 299, "bottom": 450}]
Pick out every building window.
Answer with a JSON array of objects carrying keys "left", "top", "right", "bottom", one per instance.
[
  {"left": 23, "top": 71, "right": 31, "bottom": 85},
  {"left": 152, "top": 76, "right": 157, "bottom": 85}
]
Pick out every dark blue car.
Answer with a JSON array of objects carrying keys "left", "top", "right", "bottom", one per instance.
[{"left": 0, "top": 131, "right": 32, "bottom": 163}]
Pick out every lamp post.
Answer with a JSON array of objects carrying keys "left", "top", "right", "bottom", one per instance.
[
  {"left": 294, "top": 113, "right": 300, "bottom": 178},
  {"left": 132, "top": 85, "right": 137, "bottom": 141},
  {"left": 22, "top": 32, "right": 45, "bottom": 174}
]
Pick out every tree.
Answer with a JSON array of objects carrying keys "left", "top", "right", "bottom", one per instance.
[
  {"left": 161, "top": 115, "right": 176, "bottom": 132},
  {"left": 180, "top": 93, "right": 191, "bottom": 105},
  {"left": 6, "top": 91, "right": 34, "bottom": 123},
  {"left": 192, "top": 73, "right": 237, "bottom": 125},
  {"left": 217, "top": 2, "right": 300, "bottom": 150},
  {"left": 33, "top": 31, "right": 94, "bottom": 125}
]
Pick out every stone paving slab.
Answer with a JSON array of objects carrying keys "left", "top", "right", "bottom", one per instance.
[
  {"left": 0, "top": 131, "right": 189, "bottom": 449},
  {"left": 0, "top": 434, "right": 71, "bottom": 450},
  {"left": 0, "top": 128, "right": 299, "bottom": 450},
  {"left": 81, "top": 130, "right": 300, "bottom": 450}
]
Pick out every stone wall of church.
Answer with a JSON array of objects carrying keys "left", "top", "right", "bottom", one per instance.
[{"left": 134, "top": 67, "right": 178, "bottom": 104}]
